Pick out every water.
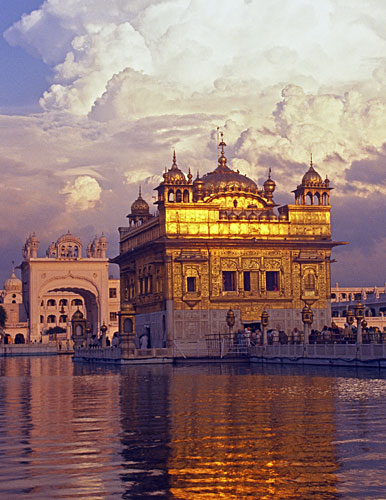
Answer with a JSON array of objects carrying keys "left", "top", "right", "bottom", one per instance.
[{"left": 0, "top": 358, "right": 386, "bottom": 499}]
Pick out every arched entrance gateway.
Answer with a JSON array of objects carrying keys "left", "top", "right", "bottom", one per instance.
[{"left": 20, "top": 232, "right": 109, "bottom": 343}]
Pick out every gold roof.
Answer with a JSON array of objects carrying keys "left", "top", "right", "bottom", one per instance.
[
  {"left": 200, "top": 138, "right": 258, "bottom": 194},
  {"left": 131, "top": 186, "right": 149, "bottom": 214},
  {"left": 302, "top": 156, "right": 322, "bottom": 185},
  {"left": 163, "top": 151, "right": 186, "bottom": 184}
]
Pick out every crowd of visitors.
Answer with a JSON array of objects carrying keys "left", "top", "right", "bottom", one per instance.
[{"left": 235, "top": 323, "right": 386, "bottom": 346}]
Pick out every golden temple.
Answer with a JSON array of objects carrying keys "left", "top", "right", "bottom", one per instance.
[{"left": 113, "top": 136, "right": 344, "bottom": 348}]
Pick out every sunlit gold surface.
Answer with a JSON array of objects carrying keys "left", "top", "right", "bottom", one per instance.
[{"left": 114, "top": 147, "right": 344, "bottom": 337}]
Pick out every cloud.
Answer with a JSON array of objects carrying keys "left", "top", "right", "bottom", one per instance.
[
  {"left": 60, "top": 175, "right": 102, "bottom": 210},
  {"left": 1, "top": 0, "right": 386, "bottom": 286},
  {"left": 5, "top": 0, "right": 386, "bottom": 115}
]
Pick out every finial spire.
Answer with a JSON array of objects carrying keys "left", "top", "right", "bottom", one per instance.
[
  {"left": 268, "top": 167, "right": 271, "bottom": 179},
  {"left": 310, "top": 153, "right": 313, "bottom": 168},
  {"left": 219, "top": 131, "right": 226, "bottom": 155},
  {"left": 172, "top": 150, "right": 177, "bottom": 168},
  {"left": 139, "top": 185, "right": 142, "bottom": 197}
]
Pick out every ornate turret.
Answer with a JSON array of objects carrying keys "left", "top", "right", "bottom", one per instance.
[
  {"left": 23, "top": 233, "right": 39, "bottom": 259},
  {"left": 163, "top": 151, "right": 186, "bottom": 184},
  {"left": 46, "top": 231, "right": 82, "bottom": 259},
  {"left": 155, "top": 151, "right": 193, "bottom": 205},
  {"left": 193, "top": 171, "right": 205, "bottom": 202},
  {"left": 130, "top": 186, "right": 149, "bottom": 216},
  {"left": 128, "top": 186, "right": 152, "bottom": 227},
  {"left": 293, "top": 155, "right": 332, "bottom": 206},
  {"left": 4, "top": 268, "right": 22, "bottom": 292},
  {"left": 263, "top": 168, "right": 276, "bottom": 206}
]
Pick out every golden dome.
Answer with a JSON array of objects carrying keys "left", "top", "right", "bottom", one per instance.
[
  {"left": 302, "top": 156, "right": 322, "bottom": 185},
  {"left": 200, "top": 139, "right": 257, "bottom": 195},
  {"left": 164, "top": 151, "right": 186, "bottom": 184},
  {"left": 4, "top": 268, "right": 22, "bottom": 292},
  {"left": 131, "top": 187, "right": 149, "bottom": 215}
]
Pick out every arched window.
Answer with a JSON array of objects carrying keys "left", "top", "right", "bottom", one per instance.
[
  {"left": 314, "top": 192, "right": 320, "bottom": 205},
  {"left": 168, "top": 190, "right": 174, "bottom": 202},
  {"left": 59, "top": 315, "right": 68, "bottom": 323},
  {"left": 71, "top": 299, "right": 82, "bottom": 306},
  {"left": 304, "top": 273, "right": 316, "bottom": 291},
  {"left": 183, "top": 190, "right": 189, "bottom": 203},
  {"left": 47, "top": 299, "right": 56, "bottom": 307},
  {"left": 175, "top": 190, "right": 182, "bottom": 203},
  {"left": 306, "top": 192, "right": 313, "bottom": 205},
  {"left": 47, "top": 315, "right": 56, "bottom": 324},
  {"left": 75, "top": 324, "right": 83, "bottom": 336},
  {"left": 124, "top": 318, "right": 133, "bottom": 333},
  {"left": 40, "top": 315, "right": 44, "bottom": 323},
  {"left": 59, "top": 299, "right": 67, "bottom": 306},
  {"left": 322, "top": 192, "right": 328, "bottom": 205}
]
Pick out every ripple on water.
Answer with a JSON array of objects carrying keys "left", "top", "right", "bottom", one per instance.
[{"left": 0, "top": 358, "right": 386, "bottom": 499}]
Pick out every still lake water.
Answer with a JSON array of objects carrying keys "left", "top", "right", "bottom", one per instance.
[{"left": 0, "top": 357, "right": 386, "bottom": 500}]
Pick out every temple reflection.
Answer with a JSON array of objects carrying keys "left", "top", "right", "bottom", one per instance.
[
  {"left": 119, "top": 364, "right": 172, "bottom": 499},
  {"left": 1, "top": 358, "right": 386, "bottom": 499},
  {"left": 165, "top": 364, "right": 340, "bottom": 499}
]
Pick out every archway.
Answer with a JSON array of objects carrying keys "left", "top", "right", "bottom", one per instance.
[
  {"left": 37, "top": 276, "right": 104, "bottom": 340},
  {"left": 15, "top": 333, "right": 25, "bottom": 344},
  {"left": 46, "top": 287, "right": 100, "bottom": 336}
]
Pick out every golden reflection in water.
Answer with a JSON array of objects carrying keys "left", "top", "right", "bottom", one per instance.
[{"left": 167, "top": 366, "right": 340, "bottom": 500}]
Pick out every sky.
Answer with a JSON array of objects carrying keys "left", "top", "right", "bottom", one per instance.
[{"left": 1, "top": 0, "right": 385, "bottom": 287}]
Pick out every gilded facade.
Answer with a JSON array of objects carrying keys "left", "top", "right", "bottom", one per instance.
[{"left": 114, "top": 139, "right": 344, "bottom": 347}]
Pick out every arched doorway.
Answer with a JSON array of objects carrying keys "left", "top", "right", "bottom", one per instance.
[
  {"left": 37, "top": 277, "right": 106, "bottom": 341},
  {"left": 15, "top": 333, "right": 25, "bottom": 344}
]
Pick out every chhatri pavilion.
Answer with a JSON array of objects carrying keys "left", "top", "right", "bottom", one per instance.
[{"left": 113, "top": 137, "right": 344, "bottom": 349}]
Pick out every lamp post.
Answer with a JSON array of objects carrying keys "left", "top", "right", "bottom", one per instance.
[
  {"left": 345, "top": 308, "right": 355, "bottom": 342},
  {"left": 100, "top": 323, "right": 108, "bottom": 348},
  {"left": 261, "top": 310, "right": 269, "bottom": 345},
  {"left": 354, "top": 301, "right": 365, "bottom": 344},
  {"left": 301, "top": 305, "right": 313, "bottom": 344},
  {"left": 85, "top": 325, "right": 92, "bottom": 347},
  {"left": 346, "top": 309, "right": 355, "bottom": 326}
]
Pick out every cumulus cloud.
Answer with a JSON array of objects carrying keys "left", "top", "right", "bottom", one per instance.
[
  {"left": 1, "top": 0, "right": 386, "bottom": 286},
  {"left": 5, "top": 0, "right": 386, "bottom": 115},
  {"left": 60, "top": 175, "right": 102, "bottom": 210}
]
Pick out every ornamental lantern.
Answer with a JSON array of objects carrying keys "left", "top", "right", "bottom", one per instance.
[
  {"left": 261, "top": 310, "right": 269, "bottom": 328},
  {"left": 226, "top": 309, "right": 235, "bottom": 331},
  {"left": 100, "top": 322, "right": 108, "bottom": 348},
  {"left": 346, "top": 309, "right": 355, "bottom": 326},
  {"left": 354, "top": 301, "right": 365, "bottom": 321},
  {"left": 71, "top": 308, "right": 86, "bottom": 348},
  {"left": 302, "top": 305, "right": 313, "bottom": 325}
]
